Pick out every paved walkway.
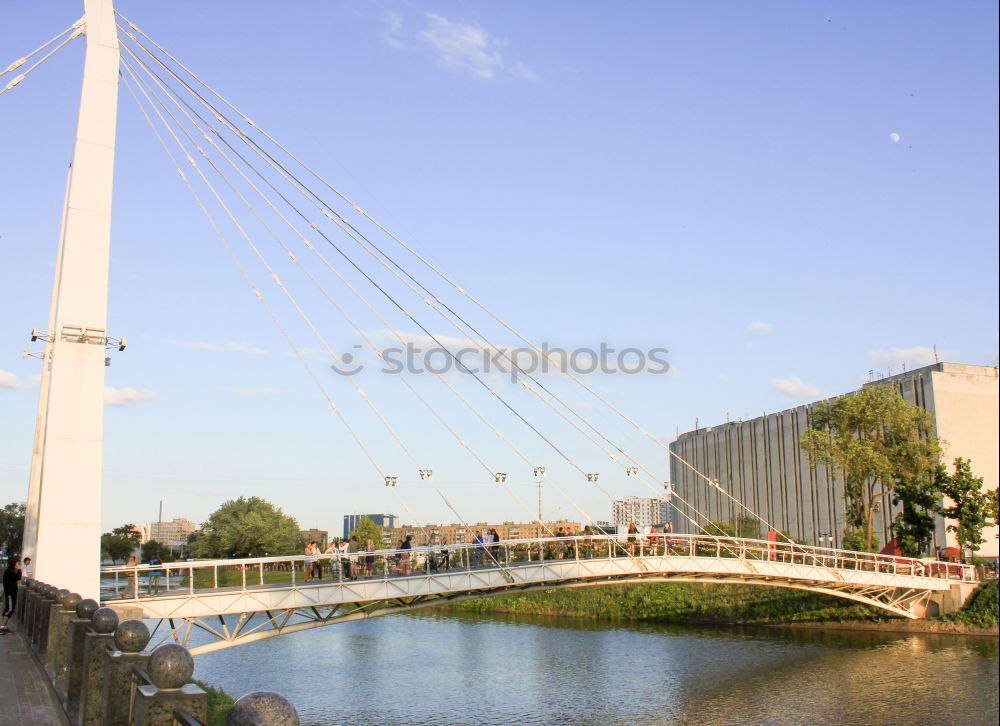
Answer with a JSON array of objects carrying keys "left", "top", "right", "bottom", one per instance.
[{"left": 0, "top": 625, "right": 70, "bottom": 726}]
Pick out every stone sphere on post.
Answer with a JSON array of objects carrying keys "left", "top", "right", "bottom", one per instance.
[
  {"left": 92, "top": 607, "right": 120, "bottom": 634},
  {"left": 56, "top": 588, "right": 70, "bottom": 603},
  {"left": 227, "top": 692, "right": 300, "bottom": 726},
  {"left": 63, "top": 592, "right": 82, "bottom": 611},
  {"left": 147, "top": 644, "right": 194, "bottom": 689},
  {"left": 76, "top": 598, "right": 99, "bottom": 620},
  {"left": 114, "top": 619, "right": 150, "bottom": 652}
]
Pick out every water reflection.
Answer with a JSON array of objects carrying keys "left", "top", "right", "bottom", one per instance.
[{"left": 189, "top": 612, "right": 999, "bottom": 726}]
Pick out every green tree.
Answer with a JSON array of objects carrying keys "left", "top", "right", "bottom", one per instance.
[
  {"left": 142, "top": 539, "right": 164, "bottom": 562},
  {"left": 938, "top": 458, "right": 995, "bottom": 561},
  {"left": 189, "top": 497, "right": 301, "bottom": 559},
  {"left": 801, "top": 384, "right": 940, "bottom": 552},
  {"left": 100, "top": 523, "right": 142, "bottom": 564},
  {"left": 891, "top": 473, "right": 940, "bottom": 557},
  {"left": 0, "top": 502, "right": 25, "bottom": 559},
  {"left": 349, "top": 516, "right": 385, "bottom": 546},
  {"left": 101, "top": 534, "right": 134, "bottom": 564},
  {"left": 841, "top": 527, "right": 879, "bottom": 553},
  {"left": 731, "top": 514, "right": 761, "bottom": 540},
  {"left": 112, "top": 524, "right": 141, "bottom": 543},
  {"left": 706, "top": 520, "right": 736, "bottom": 537}
]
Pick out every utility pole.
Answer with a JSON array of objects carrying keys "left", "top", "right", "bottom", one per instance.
[{"left": 534, "top": 467, "right": 545, "bottom": 522}]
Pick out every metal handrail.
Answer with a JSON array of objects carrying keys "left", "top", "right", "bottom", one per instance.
[{"left": 99, "top": 533, "right": 977, "bottom": 601}]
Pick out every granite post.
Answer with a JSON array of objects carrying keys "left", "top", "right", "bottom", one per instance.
[
  {"left": 33, "top": 585, "right": 58, "bottom": 651},
  {"left": 64, "top": 598, "right": 99, "bottom": 715},
  {"left": 48, "top": 591, "right": 82, "bottom": 682},
  {"left": 100, "top": 619, "right": 152, "bottom": 726},
  {"left": 130, "top": 644, "right": 207, "bottom": 726},
  {"left": 79, "top": 606, "right": 119, "bottom": 726},
  {"left": 226, "top": 692, "right": 301, "bottom": 726}
]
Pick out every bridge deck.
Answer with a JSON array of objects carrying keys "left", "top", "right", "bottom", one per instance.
[{"left": 101, "top": 535, "right": 974, "bottom": 622}]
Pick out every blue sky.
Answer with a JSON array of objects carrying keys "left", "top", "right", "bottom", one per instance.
[{"left": 1, "top": 1, "right": 997, "bottom": 534}]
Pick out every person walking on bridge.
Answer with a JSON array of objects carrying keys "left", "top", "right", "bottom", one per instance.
[
  {"left": 303, "top": 541, "right": 318, "bottom": 582},
  {"left": 1, "top": 557, "right": 22, "bottom": 633},
  {"left": 398, "top": 535, "right": 413, "bottom": 576},
  {"left": 147, "top": 553, "right": 163, "bottom": 595}
]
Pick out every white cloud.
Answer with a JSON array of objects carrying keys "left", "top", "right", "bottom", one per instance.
[
  {"left": 381, "top": 11, "right": 405, "bottom": 48},
  {"left": 232, "top": 387, "right": 282, "bottom": 399},
  {"left": 747, "top": 321, "right": 773, "bottom": 333},
  {"left": 413, "top": 13, "right": 533, "bottom": 80},
  {"left": 0, "top": 369, "right": 20, "bottom": 388},
  {"left": 104, "top": 386, "right": 158, "bottom": 406},
  {"left": 771, "top": 376, "right": 825, "bottom": 399},
  {"left": 168, "top": 340, "right": 268, "bottom": 355},
  {"left": 418, "top": 14, "right": 502, "bottom": 78},
  {"left": 868, "top": 346, "right": 955, "bottom": 370}
]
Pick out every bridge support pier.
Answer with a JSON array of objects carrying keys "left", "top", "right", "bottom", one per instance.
[{"left": 918, "top": 582, "right": 979, "bottom": 618}]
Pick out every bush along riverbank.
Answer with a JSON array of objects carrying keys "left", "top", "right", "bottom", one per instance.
[
  {"left": 443, "top": 582, "right": 883, "bottom": 623},
  {"left": 440, "top": 580, "right": 999, "bottom": 633},
  {"left": 193, "top": 679, "right": 235, "bottom": 726}
]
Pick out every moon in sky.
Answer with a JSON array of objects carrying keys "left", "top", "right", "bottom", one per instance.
[{"left": 889, "top": 132, "right": 901, "bottom": 143}]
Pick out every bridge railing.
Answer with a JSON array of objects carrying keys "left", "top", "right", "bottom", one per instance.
[{"left": 100, "top": 534, "right": 977, "bottom": 601}]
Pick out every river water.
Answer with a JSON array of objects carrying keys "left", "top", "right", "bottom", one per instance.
[{"left": 189, "top": 612, "right": 998, "bottom": 726}]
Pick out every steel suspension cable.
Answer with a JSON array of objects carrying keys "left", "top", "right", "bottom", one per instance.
[
  {"left": 119, "top": 49, "right": 527, "bottom": 556},
  {"left": 116, "top": 18, "right": 790, "bottom": 556},
  {"left": 120, "top": 55, "right": 537, "bottom": 570},
  {"left": 1, "top": 18, "right": 83, "bottom": 96}
]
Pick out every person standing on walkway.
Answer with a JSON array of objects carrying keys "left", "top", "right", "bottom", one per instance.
[
  {"left": 303, "top": 541, "right": 317, "bottom": 582},
  {"left": 313, "top": 542, "right": 324, "bottom": 581},
  {"left": 439, "top": 537, "right": 450, "bottom": 571},
  {"left": 399, "top": 535, "right": 413, "bottom": 576},
  {"left": 324, "top": 540, "right": 341, "bottom": 580},
  {"left": 147, "top": 553, "right": 163, "bottom": 596},
  {"left": 627, "top": 522, "right": 639, "bottom": 556},
  {"left": 1, "top": 558, "right": 22, "bottom": 632},
  {"left": 364, "top": 539, "right": 375, "bottom": 579},
  {"left": 347, "top": 537, "right": 360, "bottom": 580},
  {"left": 125, "top": 555, "right": 138, "bottom": 597}
]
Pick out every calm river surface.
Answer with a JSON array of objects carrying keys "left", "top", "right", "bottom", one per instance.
[{"left": 189, "top": 612, "right": 998, "bottom": 726}]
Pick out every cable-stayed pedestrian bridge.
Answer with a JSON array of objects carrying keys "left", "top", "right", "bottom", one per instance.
[
  {"left": 8, "top": 0, "right": 987, "bottom": 646},
  {"left": 100, "top": 535, "right": 977, "bottom": 654}
]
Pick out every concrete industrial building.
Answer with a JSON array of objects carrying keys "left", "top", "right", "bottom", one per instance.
[
  {"left": 669, "top": 363, "right": 998, "bottom": 556},
  {"left": 148, "top": 517, "right": 198, "bottom": 545},
  {"left": 300, "top": 528, "right": 329, "bottom": 550},
  {"left": 612, "top": 497, "right": 671, "bottom": 529}
]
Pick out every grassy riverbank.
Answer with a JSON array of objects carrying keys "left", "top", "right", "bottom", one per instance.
[
  {"left": 939, "top": 580, "right": 998, "bottom": 629},
  {"left": 443, "top": 582, "right": 883, "bottom": 622},
  {"left": 441, "top": 580, "right": 1000, "bottom": 630},
  {"left": 193, "top": 679, "right": 235, "bottom": 726}
]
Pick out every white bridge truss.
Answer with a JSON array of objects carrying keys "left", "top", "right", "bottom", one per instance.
[{"left": 99, "top": 535, "right": 977, "bottom": 654}]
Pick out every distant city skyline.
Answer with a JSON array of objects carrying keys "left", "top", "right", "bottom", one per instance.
[{"left": 1, "top": 1, "right": 996, "bottom": 532}]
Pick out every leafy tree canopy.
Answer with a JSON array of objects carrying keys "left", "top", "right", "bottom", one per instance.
[
  {"left": 0, "top": 502, "right": 25, "bottom": 559},
  {"left": 189, "top": 496, "right": 301, "bottom": 559},
  {"left": 101, "top": 524, "right": 139, "bottom": 564},
  {"left": 801, "top": 384, "right": 940, "bottom": 552},
  {"left": 142, "top": 539, "right": 167, "bottom": 563},
  {"left": 349, "top": 516, "right": 385, "bottom": 547},
  {"left": 938, "top": 458, "right": 996, "bottom": 560}
]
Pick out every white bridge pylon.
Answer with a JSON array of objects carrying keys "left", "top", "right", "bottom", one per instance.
[{"left": 100, "top": 536, "right": 977, "bottom": 655}]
